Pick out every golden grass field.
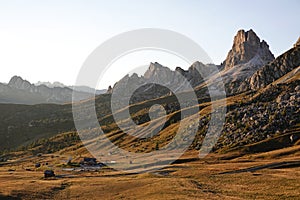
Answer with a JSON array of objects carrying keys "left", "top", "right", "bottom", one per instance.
[{"left": 0, "top": 146, "right": 299, "bottom": 200}]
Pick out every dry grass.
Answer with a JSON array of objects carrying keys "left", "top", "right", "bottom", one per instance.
[{"left": 0, "top": 147, "right": 299, "bottom": 200}]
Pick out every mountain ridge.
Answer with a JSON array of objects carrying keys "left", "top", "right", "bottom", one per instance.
[
  {"left": 0, "top": 76, "right": 93, "bottom": 104},
  {"left": 239, "top": 39, "right": 300, "bottom": 91},
  {"left": 35, "top": 81, "right": 106, "bottom": 95},
  {"left": 110, "top": 29, "right": 277, "bottom": 97}
]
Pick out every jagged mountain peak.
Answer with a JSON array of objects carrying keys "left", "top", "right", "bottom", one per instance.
[
  {"left": 9, "top": 75, "right": 24, "bottom": 84},
  {"left": 223, "top": 29, "right": 274, "bottom": 70},
  {"left": 148, "top": 62, "right": 168, "bottom": 71},
  {"left": 144, "top": 62, "right": 172, "bottom": 80},
  {"left": 235, "top": 29, "right": 259, "bottom": 46},
  {"left": 149, "top": 62, "right": 164, "bottom": 69},
  {"left": 174, "top": 61, "right": 205, "bottom": 74},
  {"left": 8, "top": 75, "right": 32, "bottom": 90},
  {"left": 189, "top": 61, "right": 206, "bottom": 69}
]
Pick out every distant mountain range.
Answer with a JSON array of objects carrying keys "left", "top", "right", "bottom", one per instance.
[
  {"left": 0, "top": 76, "right": 106, "bottom": 104},
  {"left": 35, "top": 81, "right": 106, "bottom": 95}
]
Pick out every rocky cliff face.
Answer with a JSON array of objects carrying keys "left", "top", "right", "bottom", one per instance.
[
  {"left": 240, "top": 38, "right": 300, "bottom": 91},
  {"left": 196, "top": 29, "right": 275, "bottom": 94},
  {"left": 223, "top": 29, "right": 274, "bottom": 70}
]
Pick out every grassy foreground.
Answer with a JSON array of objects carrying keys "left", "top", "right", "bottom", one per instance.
[{"left": 0, "top": 146, "right": 299, "bottom": 200}]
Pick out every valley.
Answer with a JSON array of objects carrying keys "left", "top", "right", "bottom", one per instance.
[{"left": 0, "top": 148, "right": 299, "bottom": 199}]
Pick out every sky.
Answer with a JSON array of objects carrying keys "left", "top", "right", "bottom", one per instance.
[{"left": 0, "top": 0, "right": 299, "bottom": 89}]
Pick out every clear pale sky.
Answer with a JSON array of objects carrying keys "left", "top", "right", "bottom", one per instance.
[{"left": 0, "top": 0, "right": 299, "bottom": 89}]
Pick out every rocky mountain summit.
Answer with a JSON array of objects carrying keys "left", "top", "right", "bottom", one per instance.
[
  {"left": 9, "top": 76, "right": 33, "bottom": 90},
  {"left": 222, "top": 29, "right": 274, "bottom": 70},
  {"left": 212, "top": 29, "right": 275, "bottom": 94}
]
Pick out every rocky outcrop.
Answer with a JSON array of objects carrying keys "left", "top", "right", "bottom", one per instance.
[
  {"left": 223, "top": 29, "right": 274, "bottom": 70},
  {"left": 106, "top": 85, "right": 113, "bottom": 94},
  {"left": 191, "top": 77, "right": 300, "bottom": 151},
  {"left": 245, "top": 40, "right": 300, "bottom": 90}
]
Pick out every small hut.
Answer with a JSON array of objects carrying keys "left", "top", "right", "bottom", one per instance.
[
  {"left": 35, "top": 163, "right": 41, "bottom": 168},
  {"left": 81, "top": 157, "right": 97, "bottom": 166},
  {"left": 44, "top": 170, "right": 55, "bottom": 178}
]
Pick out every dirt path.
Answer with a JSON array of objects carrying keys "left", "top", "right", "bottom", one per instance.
[{"left": 218, "top": 160, "right": 300, "bottom": 174}]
